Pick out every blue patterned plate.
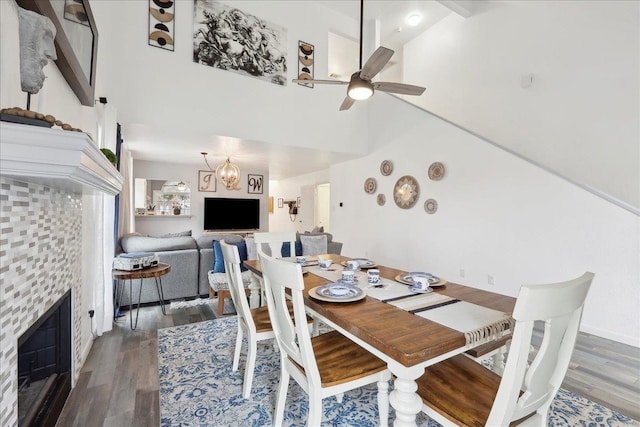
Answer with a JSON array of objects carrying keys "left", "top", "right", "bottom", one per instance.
[{"left": 310, "top": 283, "right": 366, "bottom": 302}]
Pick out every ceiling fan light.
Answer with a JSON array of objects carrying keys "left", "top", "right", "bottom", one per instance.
[
  {"left": 347, "top": 74, "right": 374, "bottom": 100},
  {"left": 348, "top": 86, "right": 373, "bottom": 100}
]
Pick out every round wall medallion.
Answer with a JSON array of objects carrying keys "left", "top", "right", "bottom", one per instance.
[
  {"left": 377, "top": 194, "right": 386, "bottom": 206},
  {"left": 424, "top": 198, "right": 438, "bottom": 214},
  {"left": 393, "top": 175, "right": 420, "bottom": 209},
  {"left": 428, "top": 162, "right": 445, "bottom": 180},
  {"left": 380, "top": 160, "right": 393, "bottom": 176},
  {"left": 364, "top": 177, "right": 377, "bottom": 194}
]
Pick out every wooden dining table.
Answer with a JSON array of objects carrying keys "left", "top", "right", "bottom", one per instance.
[{"left": 244, "top": 254, "right": 516, "bottom": 427}]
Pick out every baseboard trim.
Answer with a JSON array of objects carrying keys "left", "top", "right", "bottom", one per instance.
[{"left": 580, "top": 324, "right": 639, "bottom": 348}]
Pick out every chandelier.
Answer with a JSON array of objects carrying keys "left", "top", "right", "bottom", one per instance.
[{"left": 201, "top": 152, "right": 241, "bottom": 190}]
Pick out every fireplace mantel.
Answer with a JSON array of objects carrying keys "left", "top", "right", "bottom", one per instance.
[{"left": 0, "top": 122, "right": 123, "bottom": 195}]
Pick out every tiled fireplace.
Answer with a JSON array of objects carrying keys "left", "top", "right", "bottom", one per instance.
[{"left": 0, "top": 122, "right": 123, "bottom": 427}]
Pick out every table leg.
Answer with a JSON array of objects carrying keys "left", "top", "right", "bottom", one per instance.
[
  {"left": 249, "top": 273, "right": 261, "bottom": 308},
  {"left": 155, "top": 276, "right": 166, "bottom": 315},
  {"left": 388, "top": 362, "right": 424, "bottom": 427}
]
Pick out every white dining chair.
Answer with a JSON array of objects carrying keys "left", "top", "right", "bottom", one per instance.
[
  {"left": 220, "top": 240, "right": 312, "bottom": 399},
  {"left": 416, "top": 272, "right": 594, "bottom": 427},
  {"left": 258, "top": 248, "right": 391, "bottom": 426},
  {"left": 253, "top": 231, "right": 297, "bottom": 258}
]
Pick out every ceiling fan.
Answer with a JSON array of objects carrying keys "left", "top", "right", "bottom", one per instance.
[{"left": 292, "top": 0, "right": 426, "bottom": 111}]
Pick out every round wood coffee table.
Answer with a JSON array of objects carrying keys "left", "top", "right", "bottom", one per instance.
[{"left": 112, "top": 263, "right": 171, "bottom": 330}]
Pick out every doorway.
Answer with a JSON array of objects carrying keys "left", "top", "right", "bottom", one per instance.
[{"left": 315, "top": 183, "right": 330, "bottom": 232}]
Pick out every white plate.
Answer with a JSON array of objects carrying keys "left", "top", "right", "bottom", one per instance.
[
  {"left": 396, "top": 273, "right": 446, "bottom": 287},
  {"left": 309, "top": 284, "right": 366, "bottom": 303},
  {"left": 409, "top": 285, "right": 433, "bottom": 294}
]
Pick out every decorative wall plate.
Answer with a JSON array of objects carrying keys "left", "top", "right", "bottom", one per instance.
[
  {"left": 364, "top": 177, "right": 377, "bottom": 194},
  {"left": 380, "top": 160, "right": 393, "bottom": 176},
  {"left": 428, "top": 162, "right": 445, "bottom": 180},
  {"left": 424, "top": 198, "right": 438, "bottom": 214},
  {"left": 377, "top": 194, "right": 386, "bottom": 206},
  {"left": 393, "top": 175, "right": 420, "bottom": 209}
]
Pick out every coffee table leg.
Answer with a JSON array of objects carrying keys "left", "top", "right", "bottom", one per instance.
[
  {"left": 129, "top": 278, "right": 143, "bottom": 330},
  {"left": 155, "top": 277, "right": 166, "bottom": 315},
  {"left": 114, "top": 279, "right": 125, "bottom": 320}
]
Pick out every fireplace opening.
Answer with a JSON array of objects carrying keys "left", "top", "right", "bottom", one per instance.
[{"left": 17, "top": 290, "right": 72, "bottom": 427}]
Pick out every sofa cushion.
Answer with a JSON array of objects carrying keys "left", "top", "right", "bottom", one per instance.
[
  {"left": 300, "top": 234, "right": 328, "bottom": 256},
  {"left": 301, "top": 231, "right": 333, "bottom": 243},
  {"left": 281, "top": 241, "right": 303, "bottom": 257},
  {"left": 213, "top": 240, "right": 248, "bottom": 273},
  {"left": 196, "top": 233, "right": 244, "bottom": 250},
  {"left": 311, "top": 225, "right": 324, "bottom": 233},
  {"left": 156, "top": 230, "right": 192, "bottom": 237},
  {"left": 120, "top": 234, "right": 197, "bottom": 253}
]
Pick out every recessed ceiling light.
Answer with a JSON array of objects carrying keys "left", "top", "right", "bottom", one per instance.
[{"left": 407, "top": 13, "right": 422, "bottom": 27}]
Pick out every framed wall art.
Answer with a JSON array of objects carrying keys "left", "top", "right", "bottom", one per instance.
[
  {"left": 198, "top": 170, "right": 216, "bottom": 192},
  {"left": 297, "top": 41, "right": 314, "bottom": 88},
  {"left": 247, "top": 174, "right": 264, "bottom": 194},
  {"left": 16, "top": 0, "right": 98, "bottom": 106},
  {"left": 148, "top": 0, "right": 175, "bottom": 51},
  {"left": 193, "top": 0, "right": 287, "bottom": 86}
]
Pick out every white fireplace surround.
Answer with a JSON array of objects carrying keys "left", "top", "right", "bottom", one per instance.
[
  {"left": 0, "top": 121, "right": 123, "bottom": 427},
  {"left": 0, "top": 122, "right": 122, "bottom": 195}
]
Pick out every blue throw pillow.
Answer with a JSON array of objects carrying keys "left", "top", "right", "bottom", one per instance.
[
  {"left": 280, "top": 241, "right": 302, "bottom": 257},
  {"left": 213, "top": 240, "right": 248, "bottom": 273}
]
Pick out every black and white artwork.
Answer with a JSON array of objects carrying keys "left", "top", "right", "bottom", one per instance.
[
  {"left": 193, "top": 0, "right": 287, "bottom": 86},
  {"left": 247, "top": 174, "right": 264, "bottom": 194}
]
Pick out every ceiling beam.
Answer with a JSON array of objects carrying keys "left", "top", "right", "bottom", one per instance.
[{"left": 437, "top": 0, "right": 474, "bottom": 18}]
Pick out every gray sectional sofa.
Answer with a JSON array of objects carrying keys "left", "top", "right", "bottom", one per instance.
[{"left": 117, "top": 231, "right": 342, "bottom": 306}]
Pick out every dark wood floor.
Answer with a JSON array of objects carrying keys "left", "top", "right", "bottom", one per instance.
[{"left": 56, "top": 300, "right": 640, "bottom": 426}]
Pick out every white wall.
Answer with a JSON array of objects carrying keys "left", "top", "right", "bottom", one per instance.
[
  {"left": 326, "top": 94, "right": 639, "bottom": 347},
  {"left": 269, "top": 169, "right": 329, "bottom": 232},
  {"left": 133, "top": 159, "right": 269, "bottom": 238},
  {"left": 403, "top": 0, "right": 640, "bottom": 210},
  {"left": 91, "top": 0, "right": 370, "bottom": 156}
]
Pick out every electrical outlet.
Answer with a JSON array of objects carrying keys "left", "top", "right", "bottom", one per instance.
[
  {"left": 88, "top": 310, "right": 95, "bottom": 318},
  {"left": 459, "top": 269, "right": 465, "bottom": 278},
  {"left": 488, "top": 275, "right": 495, "bottom": 285}
]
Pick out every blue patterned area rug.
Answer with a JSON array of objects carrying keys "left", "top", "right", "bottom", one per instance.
[{"left": 158, "top": 316, "right": 636, "bottom": 426}]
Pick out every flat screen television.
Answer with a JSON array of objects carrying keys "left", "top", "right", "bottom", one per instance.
[{"left": 203, "top": 197, "right": 260, "bottom": 231}]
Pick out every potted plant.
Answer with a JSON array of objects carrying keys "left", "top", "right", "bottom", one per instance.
[
  {"left": 100, "top": 148, "right": 117, "bottom": 167},
  {"left": 147, "top": 203, "right": 156, "bottom": 215}
]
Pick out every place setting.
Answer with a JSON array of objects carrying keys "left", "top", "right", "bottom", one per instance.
[
  {"left": 309, "top": 268, "right": 366, "bottom": 303},
  {"left": 340, "top": 258, "right": 377, "bottom": 269},
  {"left": 395, "top": 271, "right": 447, "bottom": 291}
]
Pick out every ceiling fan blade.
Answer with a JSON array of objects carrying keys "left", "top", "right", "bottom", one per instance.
[
  {"left": 374, "top": 81, "right": 426, "bottom": 96},
  {"left": 292, "top": 79, "right": 348, "bottom": 85},
  {"left": 359, "top": 47, "right": 394, "bottom": 81},
  {"left": 339, "top": 96, "right": 356, "bottom": 111}
]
